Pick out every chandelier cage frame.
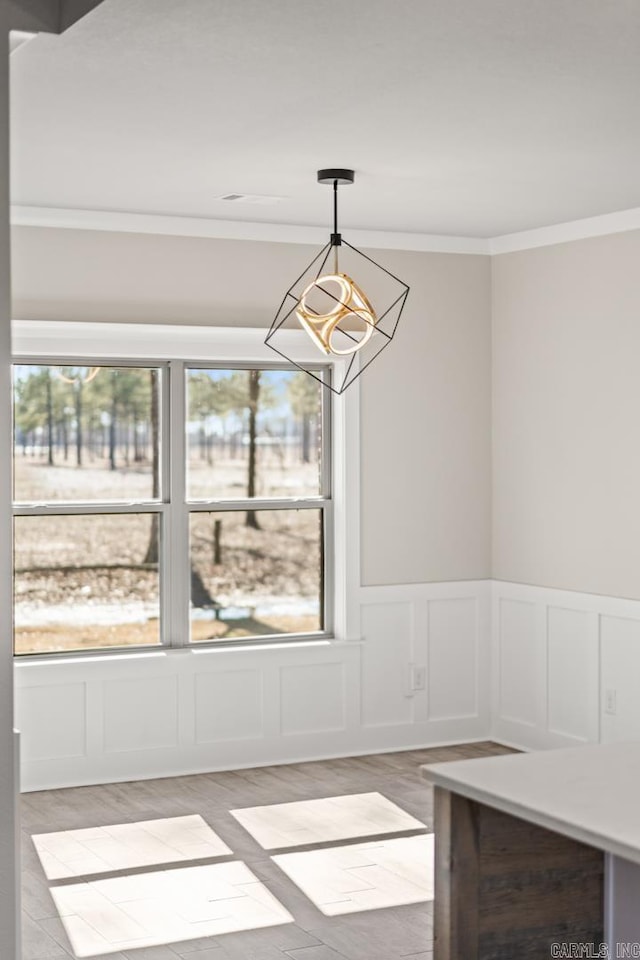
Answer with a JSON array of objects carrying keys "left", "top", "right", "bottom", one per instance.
[{"left": 265, "top": 170, "right": 410, "bottom": 396}]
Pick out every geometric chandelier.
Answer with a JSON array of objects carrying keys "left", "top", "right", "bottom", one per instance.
[{"left": 265, "top": 169, "right": 410, "bottom": 395}]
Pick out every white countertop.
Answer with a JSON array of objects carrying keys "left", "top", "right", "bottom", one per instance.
[{"left": 421, "top": 742, "right": 640, "bottom": 865}]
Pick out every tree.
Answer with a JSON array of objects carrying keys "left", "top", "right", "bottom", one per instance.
[
  {"left": 116, "top": 369, "right": 151, "bottom": 467},
  {"left": 189, "top": 369, "right": 274, "bottom": 530},
  {"left": 57, "top": 366, "right": 102, "bottom": 467},
  {"left": 108, "top": 370, "right": 118, "bottom": 470},
  {"left": 44, "top": 370, "right": 54, "bottom": 465},
  {"left": 216, "top": 370, "right": 270, "bottom": 528},
  {"left": 246, "top": 370, "right": 261, "bottom": 528},
  {"left": 144, "top": 369, "right": 160, "bottom": 564},
  {"left": 87, "top": 367, "right": 152, "bottom": 472},
  {"left": 288, "top": 372, "right": 318, "bottom": 463},
  {"left": 14, "top": 367, "right": 67, "bottom": 466},
  {"left": 74, "top": 380, "right": 84, "bottom": 466},
  {"left": 188, "top": 371, "right": 232, "bottom": 464}
]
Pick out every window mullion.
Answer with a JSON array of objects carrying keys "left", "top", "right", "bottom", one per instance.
[{"left": 165, "top": 360, "right": 190, "bottom": 648}]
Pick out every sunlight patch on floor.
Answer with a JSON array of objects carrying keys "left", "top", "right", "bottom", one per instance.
[
  {"left": 32, "top": 814, "right": 232, "bottom": 879},
  {"left": 50, "top": 860, "right": 293, "bottom": 957},
  {"left": 230, "top": 792, "right": 425, "bottom": 849},
  {"left": 272, "top": 835, "right": 434, "bottom": 915}
]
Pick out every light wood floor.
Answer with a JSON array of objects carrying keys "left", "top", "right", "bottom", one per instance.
[{"left": 21, "top": 741, "right": 515, "bottom": 960}]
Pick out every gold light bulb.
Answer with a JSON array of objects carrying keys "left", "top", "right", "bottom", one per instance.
[{"left": 296, "top": 273, "right": 377, "bottom": 356}]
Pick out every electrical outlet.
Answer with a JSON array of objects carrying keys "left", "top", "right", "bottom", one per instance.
[
  {"left": 411, "top": 665, "right": 426, "bottom": 692},
  {"left": 605, "top": 689, "right": 617, "bottom": 716}
]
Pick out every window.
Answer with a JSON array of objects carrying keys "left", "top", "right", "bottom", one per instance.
[{"left": 13, "top": 359, "right": 331, "bottom": 656}]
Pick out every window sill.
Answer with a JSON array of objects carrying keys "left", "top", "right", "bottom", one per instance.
[{"left": 13, "top": 635, "right": 364, "bottom": 666}]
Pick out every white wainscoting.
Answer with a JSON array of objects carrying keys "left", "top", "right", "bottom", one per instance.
[
  {"left": 492, "top": 580, "right": 640, "bottom": 751},
  {"left": 356, "top": 581, "right": 491, "bottom": 752},
  {"left": 15, "top": 580, "right": 491, "bottom": 791},
  {"left": 20, "top": 578, "right": 640, "bottom": 789}
]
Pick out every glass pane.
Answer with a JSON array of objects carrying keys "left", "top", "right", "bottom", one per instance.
[
  {"left": 186, "top": 368, "right": 323, "bottom": 500},
  {"left": 14, "top": 514, "right": 161, "bottom": 654},
  {"left": 13, "top": 365, "right": 162, "bottom": 503},
  {"left": 190, "top": 509, "right": 323, "bottom": 642}
]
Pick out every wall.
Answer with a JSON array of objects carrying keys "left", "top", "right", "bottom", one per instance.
[
  {"left": 12, "top": 226, "right": 493, "bottom": 589},
  {"left": 492, "top": 229, "right": 640, "bottom": 751},
  {"left": 11, "top": 226, "right": 323, "bottom": 326},
  {"left": 492, "top": 229, "right": 640, "bottom": 599},
  {"left": 15, "top": 222, "right": 640, "bottom": 779},
  {"left": 361, "top": 249, "right": 491, "bottom": 585},
  {"left": 11, "top": 228, "right": 493, "bottom": 789}
]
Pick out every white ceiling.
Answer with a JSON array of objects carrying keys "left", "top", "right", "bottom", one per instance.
[{"left": 9, "top": 0, "right": 640, "bottom": 239}]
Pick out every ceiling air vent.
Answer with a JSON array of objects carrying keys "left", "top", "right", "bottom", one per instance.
[{"left": 217, "top": 194, "right": 285, "bottom": 205}]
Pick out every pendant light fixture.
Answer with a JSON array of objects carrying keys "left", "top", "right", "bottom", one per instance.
[{"left": 265, "top": 169, "right": 410, "bottom": 395}]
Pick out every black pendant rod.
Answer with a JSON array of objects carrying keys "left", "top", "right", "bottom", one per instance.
[
  {"left": 317, "top": 168, "right": 353, "bottom": 248},
  {"left": 331, "top": 179, "right": 341, "bottom": 247}
]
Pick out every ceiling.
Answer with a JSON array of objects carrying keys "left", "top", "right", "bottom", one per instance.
[{"left": 9, "top": 0, "right": 640, "bottom": 239}]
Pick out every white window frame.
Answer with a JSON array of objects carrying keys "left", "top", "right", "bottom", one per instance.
[{"left": 12, "top": 320, "right": 360, "bottom": 659}]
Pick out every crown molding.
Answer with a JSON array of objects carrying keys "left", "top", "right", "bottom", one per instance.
[
  {"left": 9, "top": 205, "right": 489, "bottom": 255},
  {"left": 489, "top": 206, "right": 640, "bottom": 255},
  {"left": 11, "top": 203, "right": 640, "bottom": 256}
]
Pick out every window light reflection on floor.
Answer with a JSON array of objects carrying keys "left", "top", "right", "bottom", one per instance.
[
  {"left": 32, "top": 814, "right": 232, "bottom": 879},
  {"left": 272, "top": 835, "right": 434, "bottom": 916},
  {"left": 50, "top": 861, "right": 293, "bottom": 958},
  {"left": 230, "top": 792, "right": 426, "bottom": 849},
  {"left": 32, "top": 801, "right": 432, "bottom": 957}
]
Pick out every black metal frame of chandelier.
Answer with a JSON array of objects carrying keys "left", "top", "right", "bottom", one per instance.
[
  {"left": 265, "top": 168, "right": 410, "bottom": 395},
  {"left": 264, "top": 240, "right": 410, "bottom": 396}
]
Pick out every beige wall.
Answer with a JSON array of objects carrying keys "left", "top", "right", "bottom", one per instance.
[
  {"left": 360, "top": 249, "right": 492, "bottom": 585},
  {"left": 12, "top": 227, "right": 315, "bottom": 327},
  {"left": 493, "top": 229, "right": 640, "bottom": 599},
  {"left": 11, "top": 227, "right": 493, "bottom": 587}
]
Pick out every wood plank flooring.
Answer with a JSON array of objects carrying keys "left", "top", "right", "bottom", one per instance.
[{"left": 21, "top": 741, "right": 515, "bottom": 960}]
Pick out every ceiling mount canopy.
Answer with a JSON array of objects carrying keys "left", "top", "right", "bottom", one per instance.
[
  {"left": 316, "top": 168, "right": 355, "bottom": 186},
  {"left": 265, "top": 169, "right": 410, "bottom": 395}
]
